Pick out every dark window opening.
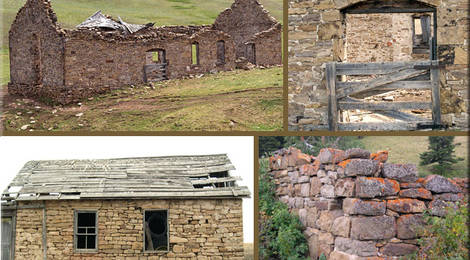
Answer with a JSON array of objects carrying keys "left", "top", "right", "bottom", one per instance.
[
  {"left": 191, "top": 42, "right": 199, "bottom": 65},
  {"left": 2, "top": 217, "right": 13, "bottom": 260},
  {"left": 144, "top": 210, "right": 168, "bottom": 251},
  {"left": 209, "top": 171, "right": 228, "bottom": 178},
  {"left": 75, "top": 211, "right": 97, "bottom": 251},
  {"left": 412, "top": 15, "right": 431, "bottom": 54},
  {"left": 246, "top": 43, "right": 256, "bottom": 64},
  {"left": 193, "top": 184, "right": 214, "bottom": 189},
  {"left": 216, "top": 40, "right": 225, "bottom": 64}
]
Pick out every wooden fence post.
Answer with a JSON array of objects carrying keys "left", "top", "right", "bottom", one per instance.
[
  {"left": 430, "top": 60, "right": 441, "bottom": 126},
  {"left": 326, "top": 62, "right": 338, "bottom": 131}
]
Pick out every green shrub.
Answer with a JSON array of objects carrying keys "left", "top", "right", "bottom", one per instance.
[
  {"left": 416, "top": 201, "right": 469, "bottom": 259},
  {"left": 259, "top": 159, "right": 309, "bottom": 260}
]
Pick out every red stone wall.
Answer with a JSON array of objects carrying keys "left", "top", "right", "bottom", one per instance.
[{"left": 269, "top": 147, "right": 468, "bottom": 259}]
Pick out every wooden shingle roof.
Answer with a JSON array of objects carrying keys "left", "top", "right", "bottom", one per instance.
[{"left": 2, "top": 154, "right": 250, "bottom": 201}]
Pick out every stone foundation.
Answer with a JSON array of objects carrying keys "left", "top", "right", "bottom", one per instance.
[
  {"left": 268, "top": 147, "right": 468, "bottom": 259},
  {"left": 14, "top": 199, "right": 244, "bottom": 259}
]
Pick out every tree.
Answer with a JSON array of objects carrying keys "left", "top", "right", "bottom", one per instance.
[
  {"left": 284, "top": 136, "right": 364, "bottom": 155},
  {"left": 419, "top": 136, "right": 463, "bottom": 176},
  {"left": 259, "top": 136, "right": 286, "bottom": 157}
]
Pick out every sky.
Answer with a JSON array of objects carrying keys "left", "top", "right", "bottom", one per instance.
[{"left": 0, "top": 136, "right": 254, "bottom": 243}]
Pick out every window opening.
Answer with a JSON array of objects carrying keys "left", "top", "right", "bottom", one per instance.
[
  {"left": 75, "top": 211, "right": 97, "bottom": 251},
  {"left": 144, "top": 210, "right": 168, "bottom": 251},
  {"left": 412, "top": 15, "right": 431, "bottom": 54},
  {"left": 2, "top": 217, "right": 13, "bottom": 260},
  {"left": 191, "top": 43, "right": 199, "bottom": 65},
  {"left": 216, "top": 40, "right": 225, "bottom": 64}
]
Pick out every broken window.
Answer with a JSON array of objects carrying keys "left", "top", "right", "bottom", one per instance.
[
  {"left": 144, "top": 210, "right": 168, "bottom": 251},
  {"left": 191, "top": 42, "right": 199, "bottom": 65},
  {"left": 216, "top": 40, "right": 225, "bottom": 64},
  {"left": 2, "top": 217, "right": 13, "bottom": 260},
  {"left": 146, "top": 49, "right": 166, "bottom": 64},
  {"left": 412, "top": 15, "right": 431, "bottom": 54},
  {"left": 74, "top": 211, "right": 97, "bottom": 251}
]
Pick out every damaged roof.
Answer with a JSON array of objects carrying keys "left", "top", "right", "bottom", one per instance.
[
  {"left": 76, "top": 10, "right": 153, "bottom": 34},
  {"left": 2, "top": 154, "right": 250, "bottom": 201}
]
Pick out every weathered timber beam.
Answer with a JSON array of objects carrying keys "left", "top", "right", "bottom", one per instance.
[{"left": 338, "top": 101, "right": 432, "bottom": 111}]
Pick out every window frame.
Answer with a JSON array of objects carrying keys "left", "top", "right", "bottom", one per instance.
[
  {"left": 142, "top": 209, "right": 169, "bottom": 253},
  {"left": 74, "top": 210, "right": 98, "bottom": 253},
  {"left": 411, "top": 14, "right": 431, "bottom": 54}
]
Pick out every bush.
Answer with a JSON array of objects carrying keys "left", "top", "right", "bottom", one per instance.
[
  {"left": 259, "top": 159, "right": 309, "bottom": 260},
  {"left": 416, "top": 201, "right": 469, "bottom": 259}
]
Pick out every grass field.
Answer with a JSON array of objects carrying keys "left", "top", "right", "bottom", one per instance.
[
  {"left": 0, "top": 0, "right": 282, "bottom": 85},
  {"left": 361, "top": 136, "right": 468, "bottom": 177},
  {"left": 1, "top": 67, "right": 283, "bottom": 131}
]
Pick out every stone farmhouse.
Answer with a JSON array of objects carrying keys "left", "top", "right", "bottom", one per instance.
[
  {"left": 288, "top": 0, "right": 468, "bottom": 130},
  {"left": 8, "top": 0, "right": 282, "bottom": 104},
  {"left": 268, "top": 147, "right": 468, "bottom": 259},
  {"left": 1, "top": 154, "right": 250, "bottom": 259}
]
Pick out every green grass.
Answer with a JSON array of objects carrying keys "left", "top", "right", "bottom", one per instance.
[
  {"left": 361, "top": 136, "right": 468, "bottom": 178},
  {"left": 0, "top": 0, "right": 282, "bottom": 83},
  {"left": 2, "top": 67, "right": 283, "bottom": 131}
]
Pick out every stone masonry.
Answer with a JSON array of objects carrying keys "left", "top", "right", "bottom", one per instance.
[
  {"left": 14, "top": 199, "right": 244, "bottom": 259},
  {"left": 268, "top": 147, "right": 468, "bottom": 259},
  {"left": 288, "top": 0, "right": 469, "bottom": 130},
  {"left": 8, "top": 0, "right": 281, "bottom": 104}
]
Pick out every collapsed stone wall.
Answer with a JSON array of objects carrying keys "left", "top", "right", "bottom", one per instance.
[
  {"left": 15, "top": 199, "right": 244, "bottom": 259},
  {"left": 268, "top": 147, "right": 468, "bottom": 260},
  {"left": 8, "top": 0, "right": 66, "bottom": 100},
  {"left": 214, "top": 0, "right": 281, "bottom": 62},
  {"left": 8, "top": 0, "right": 281, "bottom": 104},
  {"left": 288, "top": 0, "right": 469, "bottom": 130}
]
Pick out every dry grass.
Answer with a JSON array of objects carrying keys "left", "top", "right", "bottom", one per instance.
[{"left": 361, "top": 136, "right": 468, "bottom": 177}]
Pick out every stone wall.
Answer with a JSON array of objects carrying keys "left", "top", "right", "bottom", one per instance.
[
  {"left": 15, "top": 199, "right": 244, "bottom": 259},
  {"left": 8, "top": 0, "right": 66, "bottom": 100},
  {"left": 288, "top": 0, "right": 469, "bottom": 130},
  {"left": 268, "top": 147, "right": 468, "bottom": 259},
  {"left": 214, "top": 0, "right": 280, "bottom": 61},
  {"left": 8, "top": 0, "right": 281, "bottom": 105}
]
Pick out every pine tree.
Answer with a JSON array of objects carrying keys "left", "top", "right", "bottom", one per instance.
[
  {"left": 419, "top": 136, "right": 463, "bottom": 176},
  {"left": 259, "top": 136, "right": 285, "bottom": 157}
]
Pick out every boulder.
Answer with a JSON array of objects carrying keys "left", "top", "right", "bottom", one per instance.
[
  {"left": 344, "top": 148, "right": 371, "bottom": 159},
  {"left": 380, "top": 243, "right": 418, "bottom": 256},
  {"left": 335, "top": 178, "right": 355, "bottom": 197},
  {"left": 350, "top": 216, "right": 396, "bottom": 240},
  {"left": 370, "top": 150, "right": 389, "bottom": 163},
  {"left": 316, "top": 210, "right": 343, "bottom": 232},
  {"left": 397, "top": 214, "right": 425, "bottom": 239},
  {"left": 429, "top": 199, "right": 457, "bottom": 217},
  {"left": 386, "top": 198, "right": 426, "bottom": 213},
  {"left": 421, "top": 175, "right": 461, "bottom": 193},
  {"left": 399, "top": 188, "right": 432, "bottom": 200},
  {"left": 331, "top": 216, "right": 351, "bottom": 237},
  {"left": 355, "top": 177, "right": 400, "bottom": 198},
  {"left": 310, "top": 177, "right": 322, "bottom": 196},
  {"left": 344, "top": 159, "right": 380, "bottom": 176},
  {"left": 383, "top": 163, "right": 418, "bottom": 182},
  {"left": 321, "top": 184, "right": 335, "bottom": 198},
  {"left": 334, "top": 237, "right": 378, "bottom": 257},
  {"left": 318, "top": 148, "right": 346, "bottom": 164},
  {"left": 300, "top": 183, "right": 310, "bottom": 197},
  {"left": 433, "top": 193, "right": 464, "bottom": 201},
  {"left": 343, "top": 198, "right": 386, "bottom": 216}
]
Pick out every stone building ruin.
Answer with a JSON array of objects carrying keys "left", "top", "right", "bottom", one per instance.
[
  {"left": 8, "top": 0, "right": 281, "bottom": 104},
  {"left": 288, "top": 0, "right": 468, "bottom": 130},
  {"left": 268, "top": 147, "right": 468, "bottom": 259},
  {"left": 1, "top": 154, "right": 250, "bottom": 259}
]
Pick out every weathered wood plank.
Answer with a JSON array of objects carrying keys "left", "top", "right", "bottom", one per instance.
[
  {"left": 338, "top": 121, "right": 434, "bottom": 131},
  {"left": 430, "top": 65, "right": 441, "bottom": 125},
  {"left": 338, "top": 101, "right": 432, "bottom": 111},
  {"left": 336, "top": 80, "right": 432, "bottom": 91},
  {"left": 336, "top": 69, "right": 428, "bottom": 99},
  {"left": 326, "top": 62, "right": 338, "bottom": 131},
  {"left": 335, "top": 61, "right": 431, "bottom": 75}
]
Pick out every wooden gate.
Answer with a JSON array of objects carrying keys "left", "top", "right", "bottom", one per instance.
[
  {"left": 326, "top": 60, "right": 441, "bottom": 131},
  {"left": 143, "top": 63, "right": 168, "bottom": 83}
]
